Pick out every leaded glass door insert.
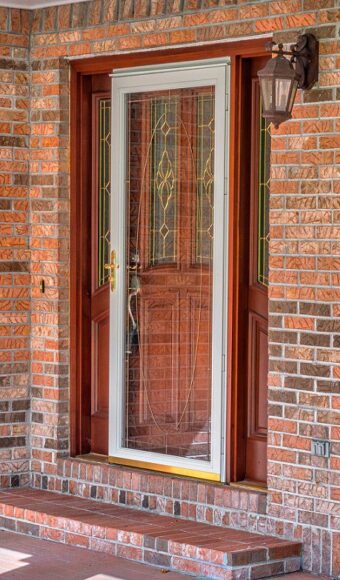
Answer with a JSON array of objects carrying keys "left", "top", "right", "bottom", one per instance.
[
  {"left": 109, "top": 61, "right": 229, "bottom": 480},
  {"left": 98, "top": 98, "right": 111, "bottom": 287}
]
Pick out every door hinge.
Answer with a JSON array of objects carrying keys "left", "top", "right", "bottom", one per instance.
[
  {"left": 224, "top": 176, "right": 228, "bottom": 195},
  {"left": 220, "top": 438, "right": 225, "bottom": 456},
  {"left": 222, "top": 354, "right": 226, "bottom": 373}
]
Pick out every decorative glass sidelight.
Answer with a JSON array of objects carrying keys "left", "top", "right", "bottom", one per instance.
[
  {"left": 98, "top": 98, "right": 111, "bottom": 287},
  {"left": 257, "top": 100, "right": 271, "bottom": 287}
]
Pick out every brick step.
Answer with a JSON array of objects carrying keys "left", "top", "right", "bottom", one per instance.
[
  {"left": 44, "top": 456, "right": 269, "bottom": 526},
  {"left": 0, "top": 488, "right": 302, "bottom": 580}
]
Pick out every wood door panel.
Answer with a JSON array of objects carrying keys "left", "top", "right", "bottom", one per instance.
[
  {"left": 246, "top": 305, "right": 268, "bottom": 483},
  {"left": 243, "top": 62, "right": 269, "bottom": 484},
  {"left": 91, "top": 285, "right": 109, "bottom": 318},
  {"left": 89, "top": 74, "right": 111, "bottom": 455},
  {"left": 231, "top": 56, "right": 269, "bottom": 485},
  {"left": 247, "top": 312, "right": 268, "bottom": 439},
  {"left": 91, "top": 312, "right": 109, "bottom": 416},
  {"left": 91, "top": 311, "right": 109, "bottom": 454},
  {"left": 245, "top": 433, "right": 267, "bottom": 483},
  {"left": 248, "top": 286, "right": 268, "bottom": 314}
]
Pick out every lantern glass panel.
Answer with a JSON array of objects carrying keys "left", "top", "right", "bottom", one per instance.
[
  {"left": 261, "top": 78, "right": 274, "bottom": 112},
  {"left": 288, "top": 79, "right": 299, "bottom": 112},
  {"left": 275, "top": 78, "right": 291, "bottom": 111}
]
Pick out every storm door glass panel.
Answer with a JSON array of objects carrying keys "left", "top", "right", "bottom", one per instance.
[
  {"left": 98, "top": 98, "right": 111, "bottom": 287},
  {"left": 125, "top": 87, "right": 215, "bottom": 461},
  {"left": 258, "top": 99, "right": 270, "bottom": 287}
]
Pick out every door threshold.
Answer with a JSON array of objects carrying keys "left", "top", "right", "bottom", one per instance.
[
  {"left": 76, "top": 453, "right": 108, "bottom": 464},
  {"left": 108, "top": 455, "right": 220, "bottom": 482},
  {"left": 77, "top": 453, "right": 220, "bottom": 482}
]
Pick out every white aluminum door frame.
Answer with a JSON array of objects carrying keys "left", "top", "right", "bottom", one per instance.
[{"left": 108, "top": 59, "right": 230, "bottom": 481}]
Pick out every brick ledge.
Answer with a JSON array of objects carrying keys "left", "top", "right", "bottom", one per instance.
[{"left": 51, "top": 456, "right": 268, "bottom": 518}]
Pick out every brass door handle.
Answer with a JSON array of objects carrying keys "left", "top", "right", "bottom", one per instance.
[{"left": 104, "top": 250, "right": 119, "bottom": 291}]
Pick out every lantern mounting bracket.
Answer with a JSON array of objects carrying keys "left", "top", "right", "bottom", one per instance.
[{"left": 266, "top": 33, "right": 319, "bottom": 91}]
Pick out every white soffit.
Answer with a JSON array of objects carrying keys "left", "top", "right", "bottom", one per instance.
[{"left": 0, "top": 0, "right": 91, "bottom": 8}]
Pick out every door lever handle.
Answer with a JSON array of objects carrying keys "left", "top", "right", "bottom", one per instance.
[{"left": 104, "top": 250, "right": 119, "bottom": 292}]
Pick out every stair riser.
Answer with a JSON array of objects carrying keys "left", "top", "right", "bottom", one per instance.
[{"left": 33, "top": 458, "right": 268, "bottom": 532}]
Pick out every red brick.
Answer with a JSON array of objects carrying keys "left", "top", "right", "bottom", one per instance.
[{"left": 0, "top": 4, "right": 338, "bottom": 578}]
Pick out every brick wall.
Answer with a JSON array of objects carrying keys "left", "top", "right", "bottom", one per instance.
[
  {"left": 0, "top": 0, "right": 339, "bottom": 575},
  {"left": 0, "top": 8, "right": 30, "bottom": 488},
  {"left": 30, "top": 56, "right": 70, "bottom": 477}
]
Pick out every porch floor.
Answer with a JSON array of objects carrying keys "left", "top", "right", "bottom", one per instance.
[
  {"left": 0, "top": 529, "right": 185, "bottom": 579},
  {"left": 0, "top": 488, "right": 302, "bottom": 579},
  {"left": 0, "top": 530, "right": 328, "bottom": 580}
]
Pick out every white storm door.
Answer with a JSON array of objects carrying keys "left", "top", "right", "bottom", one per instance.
[{"left": 108, "top": 59, "right": 230, "bottom": 481}]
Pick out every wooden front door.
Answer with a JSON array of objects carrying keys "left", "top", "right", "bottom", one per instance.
[
  {"left": 91, "top": 74, "right": 111, "bottom": 454},
  {"left": 108, "top": 61, "right": 229, "bottom": 480},
  {"left": 242, "top": 58, "right": 270, "bottom": 484},
  {"left": 228, "top": 56, "right": 270, "bottom": 486},
  {"left": 71, "top": 47, "right": 269, "bottom": 484}
]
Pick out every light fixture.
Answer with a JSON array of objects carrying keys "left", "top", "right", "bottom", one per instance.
[{"left": 258, "top": 34, "right": 319, "bottom": 127}]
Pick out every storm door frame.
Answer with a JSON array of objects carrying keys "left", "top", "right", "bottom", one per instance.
[{"left": 108, "top": 59, "right": 229, "bottom": 481}]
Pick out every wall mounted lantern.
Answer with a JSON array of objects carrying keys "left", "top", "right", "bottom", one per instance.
[{"left": 258, "top": 33, "right": 319, "bottom": 128}]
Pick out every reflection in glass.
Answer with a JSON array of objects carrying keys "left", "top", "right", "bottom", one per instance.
[
  {"left": 196, "top": 94, "right": 215, "bottom": 264},
  {"left": 275, "top": 78, "right": 291, "bottom": 111},
  {"left": 125, "top": 88, "right": 215, "bottom": 461},
  {"left": 261, "top": 78, "right": 273, "bottom": 110}
]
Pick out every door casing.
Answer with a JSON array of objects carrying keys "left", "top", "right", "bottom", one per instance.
[{"left": 70, "top": 38, "right": 269, "bottom": 484}]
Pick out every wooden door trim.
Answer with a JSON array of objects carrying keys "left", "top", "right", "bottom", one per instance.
[
  {"left": 226, "top": 55, "right": 252, "bottom": 483},
  {"left": 70, "top": 71, "right": 92, "bottom": 455},
  {"left": 70, "top": 41, "right": 268, "bottom": 476},
  {"left": 70, "top": 39, "right": 269, "bottom": 74},
  {"left": 227, "top": 55, "right": 269, "bottom": 484}
]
